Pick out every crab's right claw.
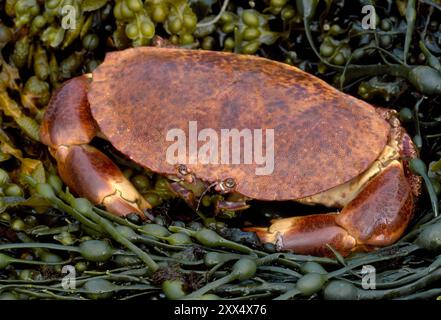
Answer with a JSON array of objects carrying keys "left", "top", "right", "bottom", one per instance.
[
  {"left": 54, "top": 144, "right": 152, "bottom": 219},
  {"left": 40, "top": 76, "right": 152, "bottom": 220}
]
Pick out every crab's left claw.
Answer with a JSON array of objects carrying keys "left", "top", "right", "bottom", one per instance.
[
  {"left": 246, "top": 160, "right": 416, "bottom": 257},
  {"left": 248, "top": 214, "right": 357, "bottom": 256}
]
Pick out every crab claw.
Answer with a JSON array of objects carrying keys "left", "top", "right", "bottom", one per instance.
[
  {"left": 54, "top": 144, "right": 152, "bottom": 219},
  {"left": 247, "top": 214, "right": 357, "bottom": 256},
  {"left": 246, "top": 160, "right": 415, "bottom": 257},
  {"left": 40, "top": 76, "right": 152, "bottom": 220}
]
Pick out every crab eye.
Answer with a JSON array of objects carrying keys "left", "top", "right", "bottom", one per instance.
[
  {"left": 224, "top": 178, "right": 236, "bottom": 189},
  {"left": 177, "top": 164, "right": 188, "bottom": 176}
]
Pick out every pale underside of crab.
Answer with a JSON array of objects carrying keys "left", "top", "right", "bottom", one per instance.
[{"left": 40, "top": 42, "right": 421, "bottom": 257}]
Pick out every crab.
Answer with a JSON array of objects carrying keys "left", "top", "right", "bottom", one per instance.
[{"left": 40, "top": 41, "right": 421, "bottom": 257}]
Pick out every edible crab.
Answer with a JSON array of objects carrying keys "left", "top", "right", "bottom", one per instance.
[{"left": 40, "top": 41, "right": 421, "bottom": 257}]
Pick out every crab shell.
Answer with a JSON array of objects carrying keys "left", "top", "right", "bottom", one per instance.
[{"left": 40, "top": 46, "right": 421, "bottom": 256}]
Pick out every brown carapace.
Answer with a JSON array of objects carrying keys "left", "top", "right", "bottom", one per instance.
[{"left": 40, "top": 44, "right": 421, "bottom": 257}]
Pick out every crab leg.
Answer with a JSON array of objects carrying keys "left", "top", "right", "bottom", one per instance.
[
  {"left": 40, "top": 76, "right": 151, "bottom": 219},
  {"left": 247, "top": 160, "right": 414, "bottom": 256}
]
